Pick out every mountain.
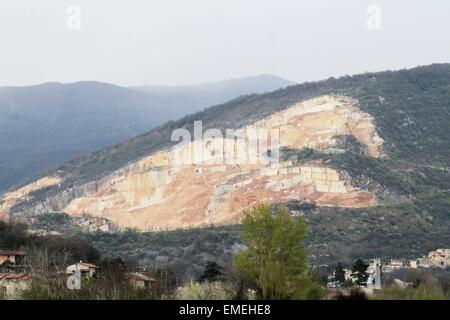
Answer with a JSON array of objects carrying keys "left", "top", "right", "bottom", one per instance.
[
  {"left": 132, "top": 74, "right": 294, "bottom": 119},
  {"left": 0, "top": 75, "right": 293, "bottom": 192},
  {"left": 0, "top": 81, "right": 157, "bottom": 193},
  {"left": 2, "top": 64, "right": 450, "bottom": 269}
]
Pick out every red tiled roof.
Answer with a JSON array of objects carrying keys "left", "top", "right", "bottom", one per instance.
[
  {"left": 78, "top": 262, "right": 97, "bottom": 269},
  {"left": 0, "top": 273, "right": 29, "bottom": 280}
]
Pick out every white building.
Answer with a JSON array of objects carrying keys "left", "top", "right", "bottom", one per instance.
[
  {"left": 428, "top": 249, "right": 450, "bottom": 268},
  {"left": 66, "top": 261, "right": 97, "bottom": 278}
]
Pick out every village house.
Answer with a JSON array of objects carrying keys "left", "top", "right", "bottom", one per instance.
[
  {"left": 66, "top": 261, "right": 98, "bottom": 278},
  {"left": 428, "top": 248, "right": 450, "bottom": 268},
  {"left": 409, "top": 248, "right": 450, "bottom": 269},
  {"left": 0, "top": 273, "right": 30, "bottom": 299},
  {"left": 344, "top": 268, "right": 353, "bottom": 281},
  {"left": 410, "top": 259, "right": 418, "bottom": 268},
  {"left": 127, "top": 272, "right": 157, "bottom": 289},
  {"left": 0, "top": 250, "right": 26, "bottom": 267},
  {"left": 412, "top": 257, "right": 433, "bottom": 268},
  {"left": 382, "top": 259, "right": 410, "bottom": 273}
]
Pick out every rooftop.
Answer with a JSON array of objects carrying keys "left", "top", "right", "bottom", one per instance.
[
  {"left": 0, "top": 273, "right": 29, "bottom": 280},
  {"left": 0, "top": 250, "right": 26, "bottom": 256},
  {"left": 127, "top": 272, "right": 156, "bottom": 282}
]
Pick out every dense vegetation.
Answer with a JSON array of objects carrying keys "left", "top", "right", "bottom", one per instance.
[
  {"left": 377, "top": 268, "right": 450, "bottom": 300},
  {"left": 82, "top": 224, "right": 242, "bottom": 280},
  {"left": 2, "top": 207, "right": 325, "bottom": 300},
  {"left": 0, "top": 220, "right": 100, "bottom": 264},
  {"left": 3, "top": 209, "right": 450, "bottom": 300},
  {"left": 71, "top": 190, "right": 449, "bottom": 280}
]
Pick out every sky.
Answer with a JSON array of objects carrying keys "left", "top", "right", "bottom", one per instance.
[{"left": 0, "top": 0, "right": 449, "bottom": 87}]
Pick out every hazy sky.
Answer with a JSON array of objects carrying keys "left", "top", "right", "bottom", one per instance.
[{"left": 0, "top": 0, "right": 449, "bottom": 86}]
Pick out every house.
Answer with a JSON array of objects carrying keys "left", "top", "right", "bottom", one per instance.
[
  {"left": 428, "top": 249, "right": 450, "bottom": 268},
  {"left": 0, "top": 273, "right": 30, "bottom": 299},
  {"left": 344, "top": 268, "right": 353, "bottom": 281},
  {"left": 415, "top": 257, "right": 432, "bottom": 268},
  {"left": 382, "top": 259, "right": 409, "bottom": 273},
  {"left": 0, "top": 250, "right": 26, "bottom": 266},
  {"left": 66, "top": 261, "right": 98, "bottom": 278},
  {"left": 127, "top": 272, "right": 156, "bottom": 289},
  {"left": 390, "top": 259, "right": 407, "bottom": 269}
]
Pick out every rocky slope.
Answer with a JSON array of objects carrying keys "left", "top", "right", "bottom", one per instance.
[
  {"left": 1, "top": 95, "right": 382, "bottom": 229},
  {"left": 2, "top": 64, "right": 450, "bottom": 235}
]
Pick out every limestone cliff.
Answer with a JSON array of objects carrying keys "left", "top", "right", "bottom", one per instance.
[{"left": 0, "top": 95, "right": 383, "bottom": 230}]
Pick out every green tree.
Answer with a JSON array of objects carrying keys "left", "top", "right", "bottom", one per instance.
[
  {"left": 197, "top": 261, "right": 223, "bottom": 282},
  {"left": 351, "top": 259, "right": 369, "bottom": 286},
  {"left": 0, "top": 220, "right": 28, "bottom": 249},
  {"left": 334, "top": 263, "right": 346, "bottom": 285},
  {"left": 310, "top": 267, "right": 329, "bottom": 286},
  {"left": 233, "top": 204, "right": 319, "bottom": 299}
]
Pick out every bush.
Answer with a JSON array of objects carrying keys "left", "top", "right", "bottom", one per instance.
[{"left": 175, "top": 281, "right": 231, "bottom": 300}]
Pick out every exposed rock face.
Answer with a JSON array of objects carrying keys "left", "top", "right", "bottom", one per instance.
[
  {"left": 0, "top": 95, "right": 383, "bottom": 230},
  {"left": 251, "top": 95, "right": 383, "bottom": 157},
  {"left": 0, "top": 176, "right": 61, "bottom": 220}
]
